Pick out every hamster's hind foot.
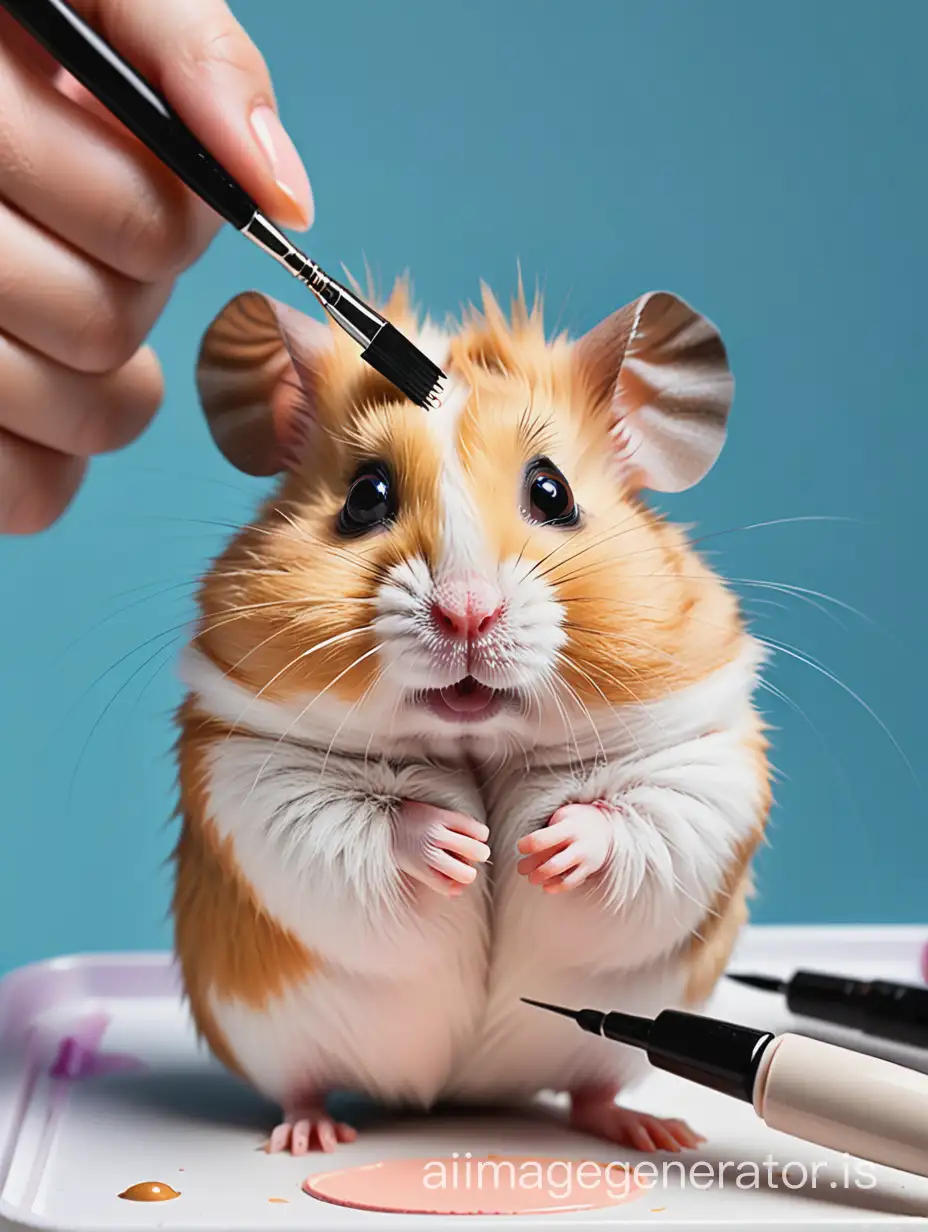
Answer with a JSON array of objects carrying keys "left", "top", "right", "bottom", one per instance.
[
  {"left": 266, "top": 1103, "right": 358, "bottom": 1155},
  {"left": 569, "top": 1086, "right": 705, "bottom": 1153}
]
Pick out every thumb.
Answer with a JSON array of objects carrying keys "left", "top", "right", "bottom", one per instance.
[{"left": 71, "top": 0, "right": 313, "bottom": 230}]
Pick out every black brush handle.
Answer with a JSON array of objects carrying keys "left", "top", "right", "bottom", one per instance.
[{"left": 0, "top": 0, "right": 258, "bottom": 228}]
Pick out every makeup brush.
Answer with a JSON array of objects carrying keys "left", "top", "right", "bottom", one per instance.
[
  {"left": 728, "top": 969, "right": 928, "bottom": 1049},
  {"left": 0, "top": 0, "right": 446, "bottom": 410},
  {"left": 521, "top": 997, "right": 928, "bottom": 1179}
]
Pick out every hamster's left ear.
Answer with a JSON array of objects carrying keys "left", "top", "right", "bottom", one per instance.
[
  {"left": 574, "top": 291, "right": 733, "bottom": 492},
  {"left": 195, "top": 291, "right": 333, "bottom": 476}
]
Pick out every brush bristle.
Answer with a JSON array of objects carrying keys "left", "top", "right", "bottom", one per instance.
[{"left": 362, "top": 323, "right": 445, "bottom": 409}]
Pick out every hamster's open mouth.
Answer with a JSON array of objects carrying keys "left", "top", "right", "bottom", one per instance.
[{"left": 419, "top": 676, "right": 511, "bottom": 723}]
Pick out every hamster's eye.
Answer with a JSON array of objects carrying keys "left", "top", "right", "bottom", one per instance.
[
  {"left": 337, "top": 464, "right": 395, "bottom": 536},
  {"left": 523, "top": 458, "right": 579, "bottom": 528}
]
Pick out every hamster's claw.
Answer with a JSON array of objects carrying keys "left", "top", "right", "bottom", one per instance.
[{"left": 266, "top": 1107, "right": 357, "bottom": 1155}]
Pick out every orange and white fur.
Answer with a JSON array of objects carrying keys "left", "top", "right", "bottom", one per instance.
[{"left": 173, "top": 280, "right": 771, "bottom": 1156}]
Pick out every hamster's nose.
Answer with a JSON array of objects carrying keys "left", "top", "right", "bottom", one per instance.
[{"left": 431, "top": 574, "right": 504, "bottom": 640}]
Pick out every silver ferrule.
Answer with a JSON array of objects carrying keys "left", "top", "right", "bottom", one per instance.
[
  {"left": 241, "top": 211, "right": 325, "bottom": 290},
  {"left": 241, "top": 211, "right": 386, "bottom": 349}
]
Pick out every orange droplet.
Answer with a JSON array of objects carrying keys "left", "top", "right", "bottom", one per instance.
[
  {"left": 118, "top": 1182, "right": 180, "bottom": 1202},
  {"left": 651, "top": 1207, "right": 666, "bottom": 1213}
]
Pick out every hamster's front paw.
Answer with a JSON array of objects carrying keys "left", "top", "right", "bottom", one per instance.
[
  {"left": 517, "top": 803, "right": 615, "bottom": 893},
  {"left": 394, "top": 800, "right": 490, "bottom": 897}
]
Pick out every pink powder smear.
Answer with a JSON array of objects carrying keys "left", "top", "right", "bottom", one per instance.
[{"left": 303, "top": 1155, "right": 643, "bottom": 1215}]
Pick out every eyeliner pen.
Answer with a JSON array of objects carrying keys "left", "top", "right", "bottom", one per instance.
[
  {"left": 0, "top": 0, "right": 445, "bottom": 410},
  {"left": 522, "top": 998, "right": 928, "bottom": 1180},
  {"left": 728, "top": 969, "right": 928, "bottom": 1050}
]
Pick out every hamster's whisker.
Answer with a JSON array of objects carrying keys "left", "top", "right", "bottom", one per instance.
[
  {"left": 540, "top": 532, "right": 664, "bottom": 587},
  {"left": 567, "top": 585, "right": 913, "bottom": 789},
  {"left": 562, "top": 622, "right": 684, "bottom": 693},
  {"left": 128, "top": 513, "right": 285, "bottom": 539},
  {"left": 66, "top": 634, "right": 185, "bottom": 809},
  {"left": 525, "top": 509, "right": 640, "bottom": 582},
  {"left": 545, "top": 513, "right": 861, "bottom": 591},
  {"left": 542, "top": 673, "right": 586, "bottom": 773},
  {"left": 188, "top": 603, "right": 336, "bottom": 652},
  {"left": 55, "top": 621, "right": 197, "bottom": 757},
  {"left": 754, "top": 678, "right": 858, "bottom": 827},
  {"left": 196, "top": 596, "right": 373, "bottom": 636},
  {"left": 66, "top": 604, "right": 306, "bottom": 708},
  {"left": 317, "top": 666, "right": 386, "bottom": 782},
  {"left": 122, "top": 461, "right": 253, "bottom": 500},
  {"left": 562, "top": 618, "right": 711, "bottom": 713},
  {"left": 554, "top": 650, "right": 643, "bottom": 755},
  {"left": 273, "top": 511, "right": 389, "bottom": 584},
  {"left": 560, "top": 623, "right": 649, "bottom": 681},
  {"left": 560, "top": 629, "right": 653, "bottom": 692},
  {"left": 52, "top": 581, "right": 201, "bottom": 667},
  {"left": 534, "top": 673, "right": 575, "bottom": 767},
  {"left": 580, "top": 515, "right": 860, "bottom": 578},
  {"left": 550, "top": 659, "right": 607, "bottom": 763},
  {"left": 364, "top": 683, "right": 402, "bottom": 772},
  {"left": 512, "top": 531, "right": 534, "bottom": 575},
  {"left": 225, "top": 624, "right": 377, "bottom": 739},
  {"left": 221, "top": 612, "right": 311, "bottom": 680},
  {"left": 755, "top": 635, "right": 919, "bottom": 793},
  {"left": 53, "top": 568, "right": 328, "bottom": 669},
  {"left": 512, "top": 684, "right": 544, "bottom": 748},
  {"left": 565, "top": 597, "right": 755, "bottom": 660},
  {"left": 604, "top": 574, "right": 872, "bottom": 633},
  {"left": 125, "top": 637, "right": 181, "bottom": 730},
  {"left": 242, "top": 643, "right": 384, "bottom": 803},
  {"left": 689, "top": 513, "right": 863, "bottom": 542}
]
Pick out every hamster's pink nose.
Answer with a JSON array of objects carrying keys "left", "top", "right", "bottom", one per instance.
[{"left": 431, "top": 575, "right": 504, "bottom": 640}]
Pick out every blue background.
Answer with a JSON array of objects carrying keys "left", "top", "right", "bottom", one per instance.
[{"left": 1, "top": 0, "right": 925, "bottom": 976}]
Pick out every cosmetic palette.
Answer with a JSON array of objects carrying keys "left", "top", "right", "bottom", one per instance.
[{"left": 1, "top": 926, "right": 927, "bottom": 1230}]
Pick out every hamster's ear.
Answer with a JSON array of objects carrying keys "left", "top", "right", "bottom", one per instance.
[
  {"left": 574, "top": 291, "right": 733, "bottom": 493},
  {"left": 195, "top": 291, "right": 333, "bottom": 476}
]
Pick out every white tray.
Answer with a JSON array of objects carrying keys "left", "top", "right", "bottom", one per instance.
[{"left": 2, "top": 927, "right": 928, "bottom": 1231}]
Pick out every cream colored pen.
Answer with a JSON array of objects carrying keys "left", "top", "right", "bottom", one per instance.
[{"left": 522, "top": 998, "right": 928, "bottom": 1179}]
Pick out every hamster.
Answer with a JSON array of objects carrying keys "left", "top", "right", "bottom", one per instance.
[{"left": 173, "top": 279, "right": 770, "bottom": 1155}]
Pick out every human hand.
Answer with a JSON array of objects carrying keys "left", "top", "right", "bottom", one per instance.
[
  {"left": 0, "top": 0, "right": 312, "bottom": 533},
  {"left": 517, "top": 803, "right": 616, "bottom": 893},
  {"left": 394, "top": 800, "right": 491, "bottom": 897}
]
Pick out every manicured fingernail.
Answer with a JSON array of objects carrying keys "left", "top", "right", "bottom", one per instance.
[{"left": 249, "top": 104, "right": 313, "bottom": 229}]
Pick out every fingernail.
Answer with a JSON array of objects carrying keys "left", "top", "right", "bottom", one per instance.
[{"left": 249, "top": 104, "right": 314, "bottom": 230}]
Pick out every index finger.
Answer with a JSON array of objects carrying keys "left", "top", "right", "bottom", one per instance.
[{"left": 65, "top": 0, "right": 313, "bottom": 229}]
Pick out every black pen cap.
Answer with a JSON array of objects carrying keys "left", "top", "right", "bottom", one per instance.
[
  {"left": 602, "top": 1008, "right": 776, "bottom": 1102},
  {"left": 787, "top": 971, "right": 928, "bottom": 1048}
]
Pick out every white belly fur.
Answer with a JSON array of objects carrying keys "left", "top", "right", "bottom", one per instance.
[{"left": 189, "top": 641, "right": 762, "bottom": 1110}]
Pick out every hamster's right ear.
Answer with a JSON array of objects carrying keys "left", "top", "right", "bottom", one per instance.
[{"left": 195, "top": 291, "right": 333, "bottom": 476}]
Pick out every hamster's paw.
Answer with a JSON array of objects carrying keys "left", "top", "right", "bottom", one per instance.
[
  {"left": 517, "top": 802, "right": 615, "bottom": 893},
  {"left": 266, "top": 1105, "right": 358, "bottom": 1155},
  {"left": 570, "top": 1086, "right": 705, "bottom": 1152},
  {"left": 394, "top": 800, "right": 490, "bottom": 897}
]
